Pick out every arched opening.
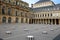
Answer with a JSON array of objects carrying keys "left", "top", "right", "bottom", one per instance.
[
  {"left": 56, "top": 19, "right": 59, "bottom": 25},
  {"left": 29, "top": 19, "right": 31, "bottom": 24},
  {"left": 8, "top": 17, "right": 11, "bottom": 23},
  {"left": 21, "top": 18, "right": 24, "bottom": 23},
  {"left": 2, "top": 17, "right": 6, "bottom": 23},
  {"left": 15, "top": 18, "right": 19, "bottom": 23},
  {"left": 53, "top": 19, "right": 55, "bottom": 25},
  {"left": 53, "top": 34, "right": 60, "bottom": 40}
]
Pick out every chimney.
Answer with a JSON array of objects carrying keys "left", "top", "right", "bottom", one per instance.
[{"left": 31, "top": 4, "right": 33, "bottom": 8}]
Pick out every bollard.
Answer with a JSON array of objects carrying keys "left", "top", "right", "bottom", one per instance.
[{"left": 26, "top": 35, "right": 34, "bottom": 40}]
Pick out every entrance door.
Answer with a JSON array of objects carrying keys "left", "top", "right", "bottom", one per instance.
[
  {"left": 8, "top": 17, "right": 11, "bottom": 23},
  {"left": 21, "top": 18, "right": 23, "bottom": 23},
  {"left": 16, "top": 18, "right": 19, "bottom": 23}
]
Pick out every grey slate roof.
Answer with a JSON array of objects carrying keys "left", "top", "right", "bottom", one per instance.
[
  {"left": 35, "top": 0, "right": 51, "bottom": 4},
  {"left": 32, "top": 4, "right": 60, "bottom": 12}
]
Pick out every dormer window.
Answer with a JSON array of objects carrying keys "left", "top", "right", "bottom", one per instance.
[{"left": 16, "top": 1, "right": 19, "bottom": 5}]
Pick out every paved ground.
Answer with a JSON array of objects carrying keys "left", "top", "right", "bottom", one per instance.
[{"left": 0, "top": 23, "right": 60, "bottom": 40}]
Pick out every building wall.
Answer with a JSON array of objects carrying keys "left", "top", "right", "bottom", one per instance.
[
  {"left": 33, "top": 1, "right": 54, "bottom": 8},
  {"left": 0, "top": 0, "right": 32, "bottom": 24}
]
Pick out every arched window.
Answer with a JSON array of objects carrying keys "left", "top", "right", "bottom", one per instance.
[
  {"left": 2, "top": 6, "right": 5, "bottom": 15},
  {"left": 8, "top": 17, "right": 11, "bottom": 23},
  {"left": 2, "top": 17, "right": 6, "bottom": 23}
]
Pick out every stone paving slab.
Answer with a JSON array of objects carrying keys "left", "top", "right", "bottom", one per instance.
[{"left": 0, "top": 24, "right": 60, "bottom": 40}]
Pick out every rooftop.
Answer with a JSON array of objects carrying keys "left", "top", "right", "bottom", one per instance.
[
  {"left": 35, "top": 0, "right": 51, "bottom": 4},
  {"left": 32, "top": 4, "right": 60, "bottom": 12}
]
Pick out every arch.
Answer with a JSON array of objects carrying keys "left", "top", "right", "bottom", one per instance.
[
  {"left": 2, "top": 17, "right": 6, "bottom": 23},
  {"left": 56, "top": 19, "right": 59, "bottom": 25},
  {"left": 21, "top": 18, "right": 24, "bottom": 23},
  {"left": 15, "top": 18, "right": 19, "bottom": 23},
  {"left": 8, "top": 17, "right": 11, "bottom": 23},
  {"left": 53, "top": 34, "right": 60, "bottom": 40}
]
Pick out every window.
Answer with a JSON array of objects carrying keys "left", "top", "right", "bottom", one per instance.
[
  {"left": 16, "top": 1, "right": 19, "bottom": 5},
  {"left": 16, "top": 11, "right": 17, "bottom": 16},
  {"left": 40, "top": 14, "right": 41, "bottom": 17},
  {"left": 54, "top": 7, "right": 56, "bottom": 10},
  {"left": 47, "top": 8, "right": 50, "bottom": 11},
  {"left": 2, "top": 6, "right": 5, "bottom": 15},
  {"left": 21, "top": 12, "right": 23, "bottom": 16},
  {"left": 8, "top": 0, "right": 10, "bottom": 3},
  {"left": 43, "top": 14, "right": 44, "bottom": 17},
  {"left": 45, "top": 14, "right": 46, "bottom": 17},
  {"left": 48, "top": 14, "right": 49, "bottom": 17},
  {"left": 51, "top": 13, "right": 52, "bottom": 16},
  {"left": 16, "top": 1, "right": 17, "bottom": 5},
  {"left": 57, "top": 7, "right": 59, "bottom": 10},
  {"left": 8, "top": 8, "right": 11, "bottom": 15},
  {"left": 38, "top": 14, "right": 39, "bottom": 17}
]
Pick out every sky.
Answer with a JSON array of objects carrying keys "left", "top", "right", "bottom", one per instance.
[{"left": 22, "top": 0, "right": 60, "bottom": 7}]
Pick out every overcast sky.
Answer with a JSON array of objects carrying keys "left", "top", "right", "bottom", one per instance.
[{"left": 22, "top": 0, "right": 60, "bottom": 7}]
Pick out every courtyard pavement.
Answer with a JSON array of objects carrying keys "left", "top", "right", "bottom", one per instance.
[{"left": 0, "top": 23, "right": 60, "bottom": 40}]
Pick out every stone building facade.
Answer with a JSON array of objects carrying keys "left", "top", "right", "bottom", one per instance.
[
  {"left": 0, "top": 0, "right": 32, "bottom": 24},
  {"left": 0, "top": 0, "right": 60, "bottom": 25},
  {"left": 30, "top": 0, "right": 60, "bottom": 25}
]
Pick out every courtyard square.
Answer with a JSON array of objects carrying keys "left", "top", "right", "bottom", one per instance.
[{"left": 0, "top": 24, "right": 60, "bottom": 40}]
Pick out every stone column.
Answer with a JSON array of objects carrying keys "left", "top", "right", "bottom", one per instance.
[
  {"left": 55, "top": 19, "right": 56, "bottom": 25},
  {"left": 43, "top": 19, "right": 44, "bottom": 24},
  {"left": 51, "top": 19, "right": 53, "bottom": 25},
  {"left": 12, "top": 17, "right": 15, "bottom": 23},
  {"left": 46, "top": 19, "right": 47, "bottom": 24},
  {"left": 48, "top": 19, "right": 50, "bottom": 24},
  {"left": 19, "top": 18, "right": 21, "bottom": 23},
  {"left": 6, "top": 17, "right": 8, "bottom": 23},
  {"left": 59, "top": 19, "right": 60, "bottom": 25},
  {"left": 27, "top": 18, "right": 29, "bottom": 24}
]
